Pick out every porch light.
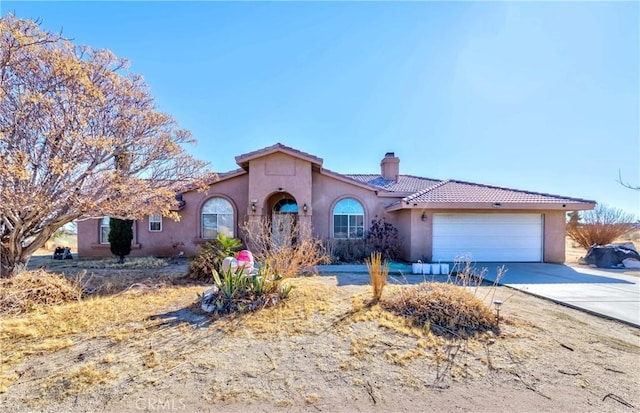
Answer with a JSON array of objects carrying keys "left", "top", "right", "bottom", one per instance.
[
  {"left": 251, "top": 202, "right": 256, "bottom": 212},
  {"left": 421, "top": 212, "right": 427, "bottom": 221},
  {"left": 303, "top": 203, "right": 308, "bottom": 213}
]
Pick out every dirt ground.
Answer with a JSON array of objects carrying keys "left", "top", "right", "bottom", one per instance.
[{"left": 1, "top": 256, "right": 639, "bottom": 413}]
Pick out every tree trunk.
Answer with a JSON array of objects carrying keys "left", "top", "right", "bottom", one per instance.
[{"left": 0, "top": 243, "right": 29, "bottom": 278}]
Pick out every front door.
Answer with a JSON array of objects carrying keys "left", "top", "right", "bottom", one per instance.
[{"left": 272, "top": 198, "right": 298, "bottom": 247}]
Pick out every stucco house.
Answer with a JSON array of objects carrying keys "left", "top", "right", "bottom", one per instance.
[{"left": 77, "top": 143, "right": 596, "bottom": 263}]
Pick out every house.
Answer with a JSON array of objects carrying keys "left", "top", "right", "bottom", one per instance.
[{"left": 77, "top": 143, "right": 596, "bottom": 263}]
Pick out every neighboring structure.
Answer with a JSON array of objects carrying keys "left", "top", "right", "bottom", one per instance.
[{"left": 77, "top": 143, "right": 596, "bottom": 263}]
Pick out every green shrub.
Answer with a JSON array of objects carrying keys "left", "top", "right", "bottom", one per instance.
[
  {"left": 188, "top": 234, "right": 242, "bottom": 281},
  {"left": 108, "top": 218, "right": 133, "bottom": 264}
]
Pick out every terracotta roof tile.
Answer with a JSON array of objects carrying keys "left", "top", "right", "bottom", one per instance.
[
  {"left": 404, "top": 180, "right": 595, "bottom": 204},
  {"left": 345, "top": 174, "right": 441, "bottom": 193}
]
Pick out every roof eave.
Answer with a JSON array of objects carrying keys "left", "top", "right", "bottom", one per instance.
[
  {"left": 386, "top": 201, "right": 597, "bottom": 212},
  {"left": 320, "top": 169, "right": 381, "bottom": 192}
]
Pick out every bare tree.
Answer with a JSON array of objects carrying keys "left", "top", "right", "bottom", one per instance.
[
  {"left": 0, "top": 15, "right": 209, "bottom": 277},
  {"left": 618, "top": 170, "right": 639, "bottom": 191}
]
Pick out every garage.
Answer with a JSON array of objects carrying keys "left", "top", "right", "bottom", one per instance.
[{"left": 432, "top": 213, "right": 543, "bottom": 262}]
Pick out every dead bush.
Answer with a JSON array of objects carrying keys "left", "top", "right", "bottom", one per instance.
[
  {"left": 75, "top": 256, "right": 168, "bottom": 269},
  {"left": 382, "top": 283, "right": 497, "bottom": 338},
  {"left": 188, "top": 234, "right": 242, "bottom": 281},
  {"left": 324, "top": 238, "right": 367, "bottom": 263},
  {"left": 0, "top": 269, "right": 84, "bottom": 316},
  {"left": 567, "top": 205, "right": 637, "bottom": 250},
  {"left": 365, "top": 217, "right": 402, "bottom": 261},
  {"left": 365, "top": 251, "right": 388, "bottom": 303},
  {"left": 241, "top": 218, "right": 330, "bottom": 278}
]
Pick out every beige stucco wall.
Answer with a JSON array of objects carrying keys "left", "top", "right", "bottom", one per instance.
[
  {"left": 543, "top": 210, "right": 566, "bottom": 264},
  {"left": 310, "top": 173, "right": 393, "bottom": 240},
  {"left": 78, "top": 174, "right": 250, "bottom": 258},
  {"left": 77, "top": 150, "right": 570, "bottom": 263}
]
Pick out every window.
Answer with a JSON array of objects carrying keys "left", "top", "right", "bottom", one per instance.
[
  {"left": 149, "top": 214, "right": 162, "bottom": 232},
  {"left": 202, "top": 197, "right": 234, "bottom": 239},
  {"left": 99, "top": 217, "right": 110, "bottom": 244},
  {"left": 333, "top": 198, "right": 364, "bottom": 239}
]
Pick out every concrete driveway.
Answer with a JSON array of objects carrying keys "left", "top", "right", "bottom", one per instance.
[
  {"left": 481, "top": 263, "right": 639, "bottom": 328},
  {"left": 316, "top": 263, "right": 640, "bottom": 328}
]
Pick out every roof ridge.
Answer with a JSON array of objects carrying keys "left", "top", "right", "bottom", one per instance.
[
  {"left": 403, "top": 179, "right": 451, "bottom": 202},
  {"left": 235, "top": 143, "right": 323, "bottom": 165}
]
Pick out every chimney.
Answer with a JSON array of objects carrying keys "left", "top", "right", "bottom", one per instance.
[{"left": 380, "top": 152, "right": 399, "bottom": 182}]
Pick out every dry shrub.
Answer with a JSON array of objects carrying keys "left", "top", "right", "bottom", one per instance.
[
  {"left": 0, "top": 269, "right": 83, "bottom": 316},
  {"left": 241, "top": 218, "right": 330, "bottom": 278},
  {"left": 75, "top": 256, "right": 168, "bottom": 269},
  {"left": 567, "top": 204, "right": 637, "bottom": 250},
  {"left": 382, "top": 283, "right": 497, "bottom": 338},
  {"left": 365, "top": 251, "right": 388, "bottom": 303},
  {"left": 188, "top": 234, "right": 242, "bottom": 281},
  {"left": 324, "top": 238, "right": 367, "bottom": 263}
]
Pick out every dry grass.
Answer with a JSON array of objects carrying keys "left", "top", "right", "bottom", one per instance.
[
  {"left": 365, "top": 251, "right": 389, "bottom": 303},
  {"left": 1, "top": 269, "right": 638, "bottom": 411},
  {"left": 382, "top": 283, "right": 498, "bottom": 338},
  {"left": 74, "top": 256, "right": 168, "bottom": 269},
  {"left": 0, "top": 269, "right": 84, "bottom": 316}
]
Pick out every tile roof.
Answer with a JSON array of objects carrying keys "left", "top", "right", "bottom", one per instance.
[
  {"left": 403, "top": 179, "right": 595, "bottom": 204},
  {"left": 345, "top": 174, "right": 441, "bottom": 193}
]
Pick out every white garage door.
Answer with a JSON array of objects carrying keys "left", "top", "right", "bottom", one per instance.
[{"left": 432, "top": 213, "right": 543, "bottom": 262}]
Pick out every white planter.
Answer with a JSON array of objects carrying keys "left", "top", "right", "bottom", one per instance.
[
  {"left": 421, "top": 263, "right": 431, "bottom": 275},
  {"left": 412, "top": 263, "right": 421, "bottom": 274},
  {"left": 440, "top": 263, "right": 450, "bottom": 274},
  {"left": 431, "top": 263, "right": 441, "bottom": 275}
]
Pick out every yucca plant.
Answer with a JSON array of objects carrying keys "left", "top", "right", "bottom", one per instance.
[
  {"left": 365, "top": 251, "right": 389, "bottom": 303},
  {"left": 204, "top": 262, "right": 292, "bottom": 315}
]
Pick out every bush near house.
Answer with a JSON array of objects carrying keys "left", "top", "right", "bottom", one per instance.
[
  {"left": 108, "top": 218, "right": 133, "bottom": 264},
  {"left": 326, "top": 218, "right": 403, "bottom": 264},
  {"left": 201, "top": 264, "right": 291, "bottom": 315},
  {"left": 188, "top": 234, "right": 243, "bottom": 282},
  {"left": 241, "top": 218, "right": 330, "bottom": 278},
  {"left": 567, "top": 205, "right": 637, "bottom": 250}
]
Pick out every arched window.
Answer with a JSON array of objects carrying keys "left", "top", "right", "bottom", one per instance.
[
  {"left": 99, "top": 217, "right": 110, "bottom": 244},
  {"left": 202, "top": 197, "right": 234, "bottom": 239},
  {"left": 333, "top": 198, "right": 364, "bottom": 239},
  {"left": 273, "top": 198, "right": 298, "bottom": 213}
]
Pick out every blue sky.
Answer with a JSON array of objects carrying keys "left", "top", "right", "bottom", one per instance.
[{"left": 3, "top": 1, "right": 639, "bottom": 216}]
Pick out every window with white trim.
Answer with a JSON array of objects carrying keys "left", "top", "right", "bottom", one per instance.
[
  {"left": 149, "top": 214, "right": 162, "bottom": 232},
  {"left": 333, "top": 198, "right": 364, "bottom": 239},
  {"left": 99, "top": 217, "right": 110, "bottom": 244},
  {"left": 202, "top": 197, "right": 234, "bottom": 239}
]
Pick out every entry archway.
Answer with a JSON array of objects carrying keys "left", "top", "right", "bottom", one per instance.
[{"left": 268, "top": 194, "right": 298, "bottom": 247}]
